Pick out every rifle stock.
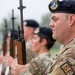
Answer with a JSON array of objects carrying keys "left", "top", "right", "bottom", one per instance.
[
  {"left": 17, "top": 39, "right": 26, "bottom": 64},
  {"left": 2, "top": 41, "right": 7, "bottom": 56},
  {"left": 16, "top": 26, "right": 26, "bottom": 64},
  {"left": 13, "top": 40, "right": 17, "bottom": 59},
  {"left": 9, "top": 30, "right": 18, "bottom": 60},
  {"left": 10, "top": 40, "right": 13, "bottom": 57},
  {"left": 2, "top": 19, "right": 8, "bottom": 55}
]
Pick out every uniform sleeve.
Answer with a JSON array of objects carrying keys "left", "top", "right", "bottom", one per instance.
[
  {"left": 48, "top": 58, "right": 75, "bottom": 75},
  {"left": 22, "top": 55, "right": 51, "bottom": 75},
  {"left": 48, "top": 61, "right": 66, "bottom": 75},
  {"left": 23, "top": 70, "right": 33, "bottom": 75},
  {"left": 20, "top": 60, "right": 43, "bottom": 75}
]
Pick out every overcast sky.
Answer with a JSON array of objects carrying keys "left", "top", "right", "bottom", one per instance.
[{"left": 0, "top": 0, "right": 51, "bottom": 24}]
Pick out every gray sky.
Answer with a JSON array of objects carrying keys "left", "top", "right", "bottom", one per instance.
[{"left": 0, "top": 0, "right": 51, "bottom": 24}]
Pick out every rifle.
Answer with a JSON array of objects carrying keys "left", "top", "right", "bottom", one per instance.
[
  {"left": 10, "top": 9, "right": 16, "bottom": 58},
  {"left": 1, "top": 19, "right": 8, "bottom": 75},
  {"left": 2, "top": 19, "right": 8, "bottom": 56},
  {"left": 4, "top": 9, "right": 17, "bottom": 75},
  {"left": 17, "top": 0, "right": 26, "bottom": 65}
]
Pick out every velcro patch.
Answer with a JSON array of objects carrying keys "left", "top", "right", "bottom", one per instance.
[
  {"left": 29, "top": 61, "right": 43, "bottom": 75},
  {"left": 60, "top": 62, "right": 75, "bottom": 75},
  {"left": 31, "top": 61, "right": 40, "bottom": 71}
]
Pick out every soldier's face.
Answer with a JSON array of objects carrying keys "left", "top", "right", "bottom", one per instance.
[
  {"left": 49, "top": 13, "right": 70, "bottom": 43},
  {"left": 23, "top": 26, "right": 31, "bottom": 40},
  {"left": 31, "top": 35, "right": 43, "bottom": 54}
]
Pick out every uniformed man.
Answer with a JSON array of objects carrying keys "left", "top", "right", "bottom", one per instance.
[
  {"left": 23, "top": 19, "right": 39, "bottom": 63},
  {"left": 44, "top": 0, "right": 75, "bottom": 75}
]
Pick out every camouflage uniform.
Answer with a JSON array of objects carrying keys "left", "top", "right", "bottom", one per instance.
[
  {"left": 44, "top": 38, "right": 75, "bottom": 75},
  {"left": 26, "top": 40, "right": 37, "bottom": 63},
  {"left": 23, "top": 20, "right": 39, "bottom": 63},
  {"left": 20, "top": 53, "right": 52, "bottom": 75}
]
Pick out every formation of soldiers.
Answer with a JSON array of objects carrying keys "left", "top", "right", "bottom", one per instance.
[{"left": 0, "top": 0, "right": 75, "bottom": 75}]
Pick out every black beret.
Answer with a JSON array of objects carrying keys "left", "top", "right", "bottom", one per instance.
[
  {"left": 23, "top": 19, "right": 39, "bottom": 28},
  {"left": 48, "top": 0, "right": 75, "bottom": 14},
  {"left": 34, "top": 27, "right": 55, "bottom": 42}
]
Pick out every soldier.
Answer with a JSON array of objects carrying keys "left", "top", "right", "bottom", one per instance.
[
  {"left": 2, "top": 29, "right": 18, "bottom": 75},
  {"left": 23, "top": 19, "right": 39, "bottom": 63},
  {"left": 0, "top": 19, "right": 39, "bottom": 74},
  {"left": 44, "top": 0, "right": 75, "bottom": 75},
  {"left": 5, "top": 27, "right": 56, "bottom": 75}
]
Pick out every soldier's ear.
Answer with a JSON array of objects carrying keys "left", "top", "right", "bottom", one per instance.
[
  {"left": 69, "top": 14, "right": 75, "bottom": 26},
  {"left": 41, "top": 39, "right": 47, "bottom": 46}
]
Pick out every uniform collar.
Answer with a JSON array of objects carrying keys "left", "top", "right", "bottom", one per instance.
[{"left": 58, "top": 38, "right": 75, "bottom": 54}]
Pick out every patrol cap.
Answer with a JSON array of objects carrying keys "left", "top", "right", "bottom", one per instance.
[
  {"left": 48, "top": 0, "right": 75, "bottom": 14},
  {"left": 34, "top": 27, "right": 55, "bottom": 42},
  {"left": 23, "top": 19, "right": 39, "bottom": 28}
]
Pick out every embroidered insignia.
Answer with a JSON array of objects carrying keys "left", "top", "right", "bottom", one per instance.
[
  {"left": 50, "top": 0, "right": 58, "bottom": 10},
  {"left": 60, "top": 62, "right": 75, "bottom": 75},
  {"left": 8, "top": 31, "right": 11, "bottom": 37},
  {"left": 23, "top": 21, "right": 27, "bottom": 26},
  {"left": 59, "top": 0, "right": 63, "bottom": 2},
  {"left": 30, "top": 61, "right": 43, "bottom": 74},
  {"left": 34, "top": 28, "right": 40, "bottom": 34}
]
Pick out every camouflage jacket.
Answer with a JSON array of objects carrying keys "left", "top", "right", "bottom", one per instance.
[
  {"left": 26, "top": 41, "right": 37, "bottom": 63},
  {"left": 20, "top": 53, "right": 52, "bottom": 75},
  {"left": 45, "top": 38, "right": 75, "bottom": 75}
]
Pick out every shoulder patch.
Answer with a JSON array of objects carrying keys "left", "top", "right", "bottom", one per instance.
[
  {"left": 29, "top": 61, "right": 43, "bottom": 75},
  {"left": 60, "top": 62, "right": 75, "bottom": 75}
]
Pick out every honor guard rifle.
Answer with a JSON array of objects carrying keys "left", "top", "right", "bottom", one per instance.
[
  {"left": 17, "top": 0, "right": 26, "bottom": 64},
  {"left": 4, "top": 9, "right": 18, "bottom": 75},
  {"left": 2, "top": 19, "right": 8, "bottom": 75},
  {"left": 16, "top": 26, "right": 21, "bottom": 63},
  {"left": 3, "top": 10, "right": 17, "bottom": 75},
  {"left": 2, "top": 19, "right": 8, "bottom": 56},
  {"left": 10, "top": 9, "right": 16, "bottom": 58}
]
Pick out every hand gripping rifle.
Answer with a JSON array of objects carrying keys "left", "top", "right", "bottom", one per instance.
[{"left": 17, "top": 0, "right": 26, "bottom": 65}]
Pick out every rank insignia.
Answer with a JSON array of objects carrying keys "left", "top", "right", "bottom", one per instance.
[
  {"left": 23, "top": 21, "right": 27, "bottom": 26},
  {"left": 59, "top": 0, "right": 63, "bottom": 2},
  {"left": 30, "top": 61, "right": 42, "bottom": 74},
  {"left": 60, "top": 62, "right": 75, "bottom": 75},
  {"left": 50, "top": 0, "right": 58, "bottom": 10}
]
